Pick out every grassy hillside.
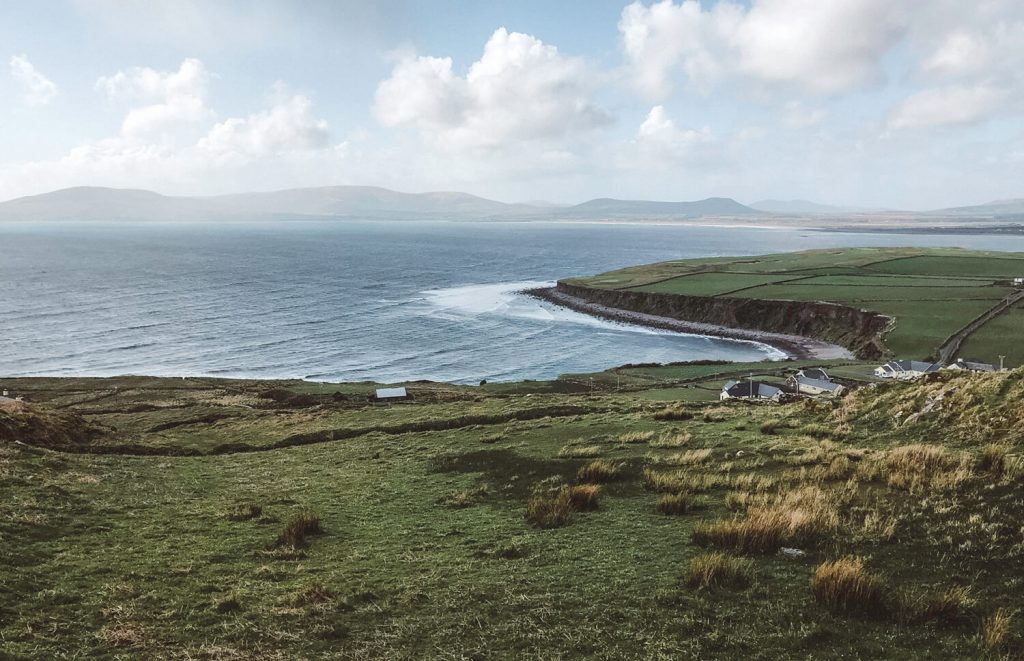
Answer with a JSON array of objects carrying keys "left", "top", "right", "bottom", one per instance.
[
  {"left": 570, "top": 247, "right": 1024, "bottom": 362},
  {"left": 3, "top": 367, "right": 1023, "bottom": 658}
]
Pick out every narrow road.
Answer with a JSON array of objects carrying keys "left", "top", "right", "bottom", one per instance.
[{"left": 935, "top": 289, "right": 1024, "bottom": 365}]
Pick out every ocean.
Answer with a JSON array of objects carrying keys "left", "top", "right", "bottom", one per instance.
[{"left": 3, "top": 221, "right": 1024, "bottom": 384}]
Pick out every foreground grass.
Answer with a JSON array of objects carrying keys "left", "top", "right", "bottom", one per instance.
[{"left": 2, "top": 368, "right": 1024, "bottom": 658}]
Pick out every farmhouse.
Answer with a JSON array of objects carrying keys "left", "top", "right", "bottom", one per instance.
[
  {"left": 720, "top": 380, "right": 782, "bottom": 402},
  {"left": 874, "top": 360, "right": 941, "bottom": 380},
  {"left": 375, "top": 387, "right": 408, "bottom": 401},
  {"left": 786, "top": 373, "right": 845, "bottom": 397},
  {"left": 946, "top": 358, "right": 997, "bottom": 373},
  {"left": 797, "top": 368, "right": 830, "bottom": 382}
]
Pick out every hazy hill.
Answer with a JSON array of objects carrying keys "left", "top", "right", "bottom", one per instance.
[
  {"left": 561, "top": 196, "right": 758, "bottom": 218},
  {"left": 0, "top": 186, "right": 547, "bottom": 222},
  {"left": 936, "top": 198, "right": 1024, "bottom": 218},
  {"left": 750, "top": 199, "right": 845, "bottom": 214},
  {"left": 0, "top": 187, "right": 764, "bottom": 222}
]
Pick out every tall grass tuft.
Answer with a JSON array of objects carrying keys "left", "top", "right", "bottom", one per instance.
[
  {"left": 618, "top": 431, "right": 656, "bottom": 444},
  {"left": 271, "top": 511, "right": 323, "bottom": 549},
  {"left": 226, "top": 502, "right": 262, "bottom": 521},
  {"left": 810, "top": 557, "right": 887, "bottom": 616},
  {"left": 657, "top": 492, "right": 693, "bottom": 515},
  {"left": 686, "top": 552, "right": 754, "bottom": 589},
  {"left": 653, "top": 405, "right": 693, "bottom": 421},
  {"left": 977, "top": 444, "right": 1007, "bottom": 477},
  {"left": 526, "top": 490, "right": 574, "bottom": 528},
  {"left": 577, "top": 460, "right": 622, "bottom": 483},
  {"left": 565, "top": 484, "right": 602, "bottom": 512},
  {"left": 909, "top": 586, "right": 972, "bottom": 625},
  {"left": 979, "top": 608, "right": 1013, "bottom": 652},
  {"left": 692, "top": 487, "right": 838, "bottom": 553}
]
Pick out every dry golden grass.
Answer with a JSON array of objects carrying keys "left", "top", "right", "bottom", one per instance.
[
  {"left": 882, "top": 444, "right": 972, "bottom": 493},
  {"left": 525, "top": 490, "right": 573, "bottom": 528},
  {"left": 649, "top": 431, "right": 691, "bottom": 448},
  {"left": 95, "top": 623, "right": 150, "bottom": 648},
  {"left": 565, "top": 484, "right": 602, "bottom": 512},
  {"left": 685, "top": 552, "right": 754, "bottom": 589},
  {"left": 909, "top": 586, "right": 972, "bottom": 625},
  {"left": 662, "top": 449, "right": 713, "bottom": 466},
  {"left": 619, "top": 430, "right": 656, "bottom": 444},
  {"left": 979, "top": 608, "right": 1013, "bottom": 651},
  {"left": 557, "top": 444, "right": 603, "bottom": 458},
  {"left": 657, "top": 492, "right": 693, "bottom": 515},
  {"left": 692, "top": 487, "right": 839, "bottom": 553},
  {"left": 810, "top": 557, "right": 887, "bottom": 616},
  {"left": 653, "top": 405, "right": 693, "bottom": 421},
  {"left": 576, "top": 460, "right": 621, "bottom": 483},
  {"left": 977, "top": 444, "right": 1007, "bottom": 478}
]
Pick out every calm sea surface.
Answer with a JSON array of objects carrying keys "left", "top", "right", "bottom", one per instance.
[{"left": 2, "top": 221, "right": 1024, "bottom": 383}]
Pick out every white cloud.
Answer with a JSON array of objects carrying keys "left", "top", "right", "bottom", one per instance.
[
  {"left": 374, "top": 28, "right": 610, "bottom": 151},
  {"left": 198, "top": 94, "right": 331, "bottom": 160},
  {"left": 619, "top": 0, "right": 910, "bottom": 98},
  {"left": 888, "top": 84, "right": 1008, "bottom": 130},
  {"left": 9, "top": 54, "right": 58, "bottom": 105},
  {"left": 96, "top": 58, "right": 211, "bottom": 136}
]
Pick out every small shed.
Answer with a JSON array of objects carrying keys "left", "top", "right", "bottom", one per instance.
[{"left": 375, "top": 387, "right": 408, "bottom": 401}]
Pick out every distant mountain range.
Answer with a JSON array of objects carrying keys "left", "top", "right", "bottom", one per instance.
[
  {"left": 0, "top": 186, "right": 761, "bottom": 222},
  {"left": 0, "top": 185, "right": 1020, "bottom": 223}
]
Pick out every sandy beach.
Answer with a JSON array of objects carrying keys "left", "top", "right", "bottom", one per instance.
[{"left": 526, "top": 286, "right": 854, "bottom": 361}]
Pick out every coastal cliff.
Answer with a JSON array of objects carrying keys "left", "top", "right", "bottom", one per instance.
[{"left": 545, "top": 281, "right": 891, "bottom": 359}]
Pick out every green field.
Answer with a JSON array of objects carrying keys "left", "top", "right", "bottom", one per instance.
[
  {"left": 959, "top": 301, "right": 1024, "bottom": 367},
  {"left": 572, "top": 247, "right": 1024, "bottom": 361},
  {"left": 4, "top": 368, "right": 1024, "bottom": 658}
]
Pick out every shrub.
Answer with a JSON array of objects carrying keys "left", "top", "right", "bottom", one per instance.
[
  {"left": 565, "top": 484, "right": 602, "bottom": 512},
  {"left": 686, "top": 552, "right": 753, "bottom": 589},
  {"left": 526, "top": 490, "right": 574, "bottom": 528},
  {"left": 657, "top": 493, "right": 693, "bottom": 515},
  {"left": 271, "top": 511, "right": 323, "bottom": 549},
  {"left": 979, "top": 608, "right": 1013, "bottom": 651},
  {"left": 576, "top": 460, "right": 622, "bottom": 483},
  {"left": 226, "top": 502, "right": 262, "bottom": 521},
  {"left": 810, "top": 557, "right": 887, "bottom": 616},
  {"left": 692, "top": 487, "right": 838, "bottom": 553}
]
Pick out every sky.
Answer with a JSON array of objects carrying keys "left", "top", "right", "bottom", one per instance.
[{"left": 1, "top": 0, "right": 1022, "bottom": 209}]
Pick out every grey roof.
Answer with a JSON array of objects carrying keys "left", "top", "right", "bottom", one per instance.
[
  {"left": 879, "top": 360, "right": 939, "bottom": 374},
  {"left": 793, "top": 375, "right": 843, "bottom": 392},
  {"left": 723, "top": 380, "right": 781, "bottom": 399},
  {"left": 375, "top": 387, "right": 408, "bottom": 399},
  {"left": 954, "top": 358, "right": 996, "bottom": 372},
  {"left": 799, "top": 368, "right": 830, "bottom": 381}
]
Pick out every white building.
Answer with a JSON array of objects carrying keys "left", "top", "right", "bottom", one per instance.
[
  {"left": 874, "top": 360, "right": 941, "bottom": 380},
  {"left": 787, "top": 374, "right": 845, "bottom": 396},
  {"left": 375, "top": 387, "right": 408, "bottom": 401}
]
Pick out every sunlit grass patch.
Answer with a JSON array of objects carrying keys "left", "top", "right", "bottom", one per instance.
[
  {"left": 811, "top": 557, "right": 887, "bottom": 616},
  {"left": 880, "top": 444, "right": 972, "bottom": 493},
  {"left": 685, "top": 552, "right": 754, "bottom": 589},
  {"left": 618, "top": 431, "right": 656, "bottom": 444},
  {"left": 440, "top": 485, "right": 489, "bottom": 508},
  {"left": 649, "top": 431, "right": 691, "bottom": 448},
  {"left": 525, "top": 489, "right": 573, "bottom": 529}
]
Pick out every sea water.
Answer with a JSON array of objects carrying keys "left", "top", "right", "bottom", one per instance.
[{"left": 2, "top": 220, "right": 1023, "bottom": 384}]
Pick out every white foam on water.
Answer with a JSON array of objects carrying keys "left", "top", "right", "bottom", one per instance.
[{"left": 420, "top": 280, "right": 787, "bottom": 359}]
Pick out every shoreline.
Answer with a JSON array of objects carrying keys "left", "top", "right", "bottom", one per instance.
[{"left": 524, "top": 287, "right": 854, "bottom": 361}]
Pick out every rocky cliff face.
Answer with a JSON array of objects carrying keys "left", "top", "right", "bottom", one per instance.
[{"left": 556, "top": 281, "right": 891, "bottom": 359}]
